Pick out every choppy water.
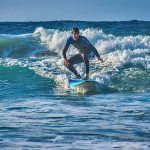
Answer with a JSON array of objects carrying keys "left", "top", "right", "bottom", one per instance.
[{"left": 0, "top": 21, "right": 150, "bottom": 149}]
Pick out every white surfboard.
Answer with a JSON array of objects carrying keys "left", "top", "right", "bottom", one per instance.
[{"left": 68, "top": 79, "right": 98, "bottom": 93}]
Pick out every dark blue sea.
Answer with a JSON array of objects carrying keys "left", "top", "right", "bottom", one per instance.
[{"left": 0, "top": 21, "right": 150, "bottom": 149}]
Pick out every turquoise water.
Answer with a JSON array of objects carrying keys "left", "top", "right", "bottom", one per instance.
[{"left": 0, "top": 21, "right": 150, "bottom": 149}]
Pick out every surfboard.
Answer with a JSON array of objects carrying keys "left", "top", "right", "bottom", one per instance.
[{"left": 68, "top": 79, "right": 98, "bottom": 93}]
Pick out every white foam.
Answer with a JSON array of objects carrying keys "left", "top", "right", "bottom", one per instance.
[
  {"left": 1, "top": 27, "right": 150, "bottom": 92},
  {"left": 33, "top": 27, "right": 149, "bottom": 67}
]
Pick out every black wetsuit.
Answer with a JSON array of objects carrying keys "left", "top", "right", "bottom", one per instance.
[{"left": 63, "top": 35, "right": 100, "bottom": 75}]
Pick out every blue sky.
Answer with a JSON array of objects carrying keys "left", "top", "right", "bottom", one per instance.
[{"left": 0, "top": 0, "right": 149, "bottom": 21}]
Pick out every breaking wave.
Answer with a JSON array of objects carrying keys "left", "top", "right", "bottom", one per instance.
[{"left": 0, "top": 27, "right": 150, "bottom": 93}]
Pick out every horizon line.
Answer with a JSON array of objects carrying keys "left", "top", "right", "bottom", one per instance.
[{"left": 0, "top": 19, "right": 149, "bottom": 23}]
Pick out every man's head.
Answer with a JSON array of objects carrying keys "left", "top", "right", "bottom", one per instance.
[{"left": 71, "top": 27, "right": 79, "bottom": 41}]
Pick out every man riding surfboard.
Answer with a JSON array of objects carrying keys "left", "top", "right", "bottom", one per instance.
[{"left": 63, "top": 27, "right": 103, "bottom": 80}]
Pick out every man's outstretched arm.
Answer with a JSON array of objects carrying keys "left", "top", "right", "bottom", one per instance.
[
  {"left": 83, "top": 36, "right": 103, "bottom": 62},
  {"left": 90, "top": 44, "right": 103, "bottom": 62},
  {"left": 63, "top": 38, "right": 71, "bottom": 66},
  {"left": 62, "top": 38, "right": 71, "bottom": 59}
]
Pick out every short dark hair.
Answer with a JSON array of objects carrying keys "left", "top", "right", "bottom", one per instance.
[{"left": 71, "top": 27, "right": 79, "bottom": 34}]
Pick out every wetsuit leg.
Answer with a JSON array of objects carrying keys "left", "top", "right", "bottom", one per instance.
[
  {"left": 82, "top": 53, "right": 89, "bottom": 74},
  {"left": 66, "top": 54, "right": 83, "bottom": 75}
]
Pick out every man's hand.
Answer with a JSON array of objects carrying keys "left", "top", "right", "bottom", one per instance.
[
  {"left": 98, "top": 57, "right": 104, "bottom": 63},
  {"left": 64, "top": 59, "right": 69, "bottom": 66},
  {"left": 83, "top": 73, "right": 89, "bottom": 80}
]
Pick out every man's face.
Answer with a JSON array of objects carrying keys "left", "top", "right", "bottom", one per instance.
[{"left": 72, "top": 32, "right": 79, "bottom": 41}]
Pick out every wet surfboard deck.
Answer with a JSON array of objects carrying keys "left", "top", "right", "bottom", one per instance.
[{"left": 68, "top": 79, "right": 98, "bottom": 93}]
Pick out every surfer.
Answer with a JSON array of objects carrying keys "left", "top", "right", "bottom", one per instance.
[{"left": 63, "top": 27, "right": 103, "bottom": 80}]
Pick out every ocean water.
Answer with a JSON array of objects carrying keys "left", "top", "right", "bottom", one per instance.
[{"left": 0, "top": 21, "right": 150, "bottom": 149}]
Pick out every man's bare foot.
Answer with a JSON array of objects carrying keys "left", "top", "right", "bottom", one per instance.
[
  {"left": 75, "top": 73, "right": 82, "bottom": 79},
  {"left": 83, "top": 74, "right": 89, "bottom": 80}
]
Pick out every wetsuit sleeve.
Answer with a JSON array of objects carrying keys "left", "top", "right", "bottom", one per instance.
[
  {"left": 90, "top": 45, "right": 100, "bottom": 59},
  {"left": 62, "top": 38, "right": 71, "bottom": 59},
  {"left": 83, "top": 37, "right": 100, "bottom": 59}
]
